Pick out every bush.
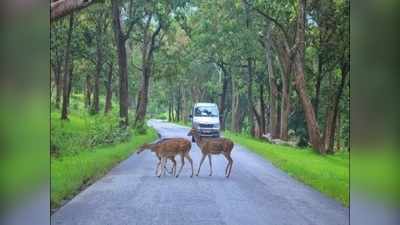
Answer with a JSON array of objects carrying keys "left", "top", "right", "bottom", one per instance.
[
  {"left": 134, "top": 121, "right": 148, "bottom": 135},
  {"left": 85, "top": 115, "right": 131, "bottom": 147},
  {"left": 51, "top": 112, "right": 131, "bottom": 156}
]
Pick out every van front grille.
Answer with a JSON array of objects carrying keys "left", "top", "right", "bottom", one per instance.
[{"left": 198, "top": 124, "right": 214, "bottom": 128}]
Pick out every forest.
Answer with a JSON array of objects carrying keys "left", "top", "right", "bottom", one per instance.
[{"left": 51, "top": 0, "right": 349, "bottom": 155}]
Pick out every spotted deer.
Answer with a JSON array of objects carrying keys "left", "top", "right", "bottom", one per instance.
[
  {"left": 137, "top": 138, "right": 194, "bottom": 177},
  {"left": 187, "top": 128, "right": 234, "bottom": 178},
  {"left": 137, "top": 139, "right": 175, "bottom": 176}
]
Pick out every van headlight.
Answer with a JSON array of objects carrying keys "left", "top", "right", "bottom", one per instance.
[{"left": 213, "top": 123, "right": 220, "bottom": 129}]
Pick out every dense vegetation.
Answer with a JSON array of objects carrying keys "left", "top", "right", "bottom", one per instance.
[
  {"left": 50, "top": 94, "right": 158, "bottom": 210},
  {"left": 224, "top": 131, "right": 349, "bottom": 206},
  {"left": 51, "top": 0, "right": 349, "bottom": 155},
  {"left": 50, "top": 0, "right": 350, "bottom": 209}
]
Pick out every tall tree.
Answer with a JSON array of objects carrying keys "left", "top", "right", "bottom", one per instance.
[
  {"left": 217, "top": 62, "right": 230, "bottom": 130},
  {"left": 265, "top": 24, "right": 279, "bottom": 139},
  {"left": 134, "top": 8, "right": 164, "bottom": 127},
  {"left": 91, "top": 8, "right": 109, "bottom": 114},
  {"left": 50, "top": 21, "right": 65, "bottom": 109},
  {"left": 104, "top": 63, "right": 114, "bottom": 113},
  {"left": 61, "top": 13, "right": 75, "bottom": 120},
  {"left": 111, "top": 0, "right": 137, "bottom": 126}
]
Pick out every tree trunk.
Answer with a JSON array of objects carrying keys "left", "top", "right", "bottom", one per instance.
[
  {"left": 85, "top": 74, "right": 92, "bottom": 108},
  {"left": 134, "top": 62, "right": 151, "bottom": 127},
  {"left": 314, "top": 63, "right": 322, "bottom": 117},
  {"left": 272, "top": 30, "right": 291, "bottom": 141},
  {"left": 279, "top": 60, "right": 290, "bottom": 141},
  {"left": 231, "top": 75, "right": 241, "bottom": 132},
  {"left": 52, "top": 62, "right": 62, "bottom": 109},
  {"left": 182, "top": 90, "right": 187, "bottom": 122},
  {"left": 326, "top": 63, "right": 349, "bottom": 153},
  {"left": 67, "top": 62, "right": 74, "bottom": 108},
  {"left": 265, "top": 25, "right": 279, "bottom": 139},
  {"left": 51, "top": 0, "right": 95, "bottom": 21},
  {"left": 246, "top": 59, "right": 255, "bottom": 137},
  {"left": 259, "top": 82, "right": 266, "bottom": 135},
  {"left": 91, "top": 22, "right": 103, "bottom": 114},
  {"left": 175, "top": 87, "right": 182, "bottom": 121},
  {"left": 335, "top": 112, "right": 341, "bottom": 151},
  {"left": 293, "top": 0, "right": 324, "bottom": 152},
  {"left": 61, "top": 13, "right": 74, "bottom": 120},
  {"left": 168, "top": 102, "right": 172, "bottom": 122},
  {"left": 112, "top": 0, "right": 129, "bottom": 127},
  {"left": 219, "top": 63, "right": 229, "bottom": 130},
  {"left": 104, "top": 63, "right": 113, "bottom": 114}
]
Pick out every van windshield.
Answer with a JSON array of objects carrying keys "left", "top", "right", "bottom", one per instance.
[{"left": 194, "top": 106, "right": 219, "bottom": 117}]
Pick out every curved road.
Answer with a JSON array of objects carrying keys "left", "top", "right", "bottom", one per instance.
[{"left": 51, "top": 120, "right": 349, "bottom": 225}]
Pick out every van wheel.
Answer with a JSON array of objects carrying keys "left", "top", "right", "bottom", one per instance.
[{"left": 192, "top": 136, "right": 195, "bottom": 143}]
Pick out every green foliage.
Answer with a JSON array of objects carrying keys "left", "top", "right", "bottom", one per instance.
[
  {"left": 51, "top": 111, "right": 130, "bottom": 156},
  {"left": 224, "top": 131, "right": 349, "bottom": 206},
  {"left": 51, "top": 128, "right": 158, "bottom": 209}
]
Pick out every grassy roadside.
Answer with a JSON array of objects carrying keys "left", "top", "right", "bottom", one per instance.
[
  {"left": 223, "top": 131, "right": 349, "bottom": 207},
  {"left": 51, "top": 128, "right": 157, "bottom": 210}
]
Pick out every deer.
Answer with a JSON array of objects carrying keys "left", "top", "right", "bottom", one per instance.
[
  {"left": 137, "top": 138, "right": 194, "bottom": 177},
  {"left": 187, "top": 128, "right": 234, "bottom": 178},
  {"left": 137, "top": 139, "right": 176, "bottom": 176}
]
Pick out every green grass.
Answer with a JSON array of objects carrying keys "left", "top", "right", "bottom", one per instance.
[
  {"left": 351, "top": 149, "right": 400, "bottom": 206},
  {"left": 224, "top": 131, "right": 349, "bottom": 207},
  {"left": 51, "top": 127, "right": 157, "bottom": 210}
]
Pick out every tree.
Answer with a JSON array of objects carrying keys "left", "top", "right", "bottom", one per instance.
[
  {"left": 134, "top": 5, "right": 165, "bottom": 128},
  {"left": 89, "top": 6, "right": 109, "bottom": 114},
  {"left": 51, "top": 21, "right": 66, "bottom": 109},
  {"left": 61, "top": 13, "right": 75, "bottom": 120},
  {"left": 104, "top": 63, "right": 114, "bottom": 113},
  {"left": 111, "top": 0, "right": 138, "bottom": 127},
  {"left": 264, "top": 23, "right": 280, "bottom": 139}
]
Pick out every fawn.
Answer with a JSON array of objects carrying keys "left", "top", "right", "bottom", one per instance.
[
  {"left": 187, "top": 128, "right": 234, "bottom": 178},
  {"left": 138, "top": 138, "right": 194, "bottom": 177},
  {"left": 137, "top": 139, "right": 175, "bottom": 176}
]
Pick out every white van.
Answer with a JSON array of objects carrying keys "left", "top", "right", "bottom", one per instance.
[{"left": 189, "top": 103, "right": 220, "bottom": 142}]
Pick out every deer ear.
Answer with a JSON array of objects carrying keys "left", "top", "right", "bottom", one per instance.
[{"left": 187, "top": 129, "right": 193, "bottom": 136}]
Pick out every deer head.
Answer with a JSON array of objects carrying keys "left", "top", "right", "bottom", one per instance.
[
  {"left": 137, "top": 143, "right": 152, "bottom": 154},
  {"left": 187, "top": 128, "right": 202, "bottom": 144}
]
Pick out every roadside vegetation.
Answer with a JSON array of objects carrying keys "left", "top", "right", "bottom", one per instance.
[
  {"left": 51, "top": 95, "right": 157, "bottom": 211},
  {"left": 224, "top": 131, "right": 349, "bottom": 206}
]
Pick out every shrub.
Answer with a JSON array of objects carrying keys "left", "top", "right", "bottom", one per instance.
[
  {"left": 51, "top": 112, "right": 132, "bottom": 156},
  {"left": 85, "top": 115, "right": 131, "bottom": 147}
]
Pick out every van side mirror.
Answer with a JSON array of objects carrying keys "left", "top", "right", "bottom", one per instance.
[{"left": 189, "top": 114, "right": 193, "bottom": 119}]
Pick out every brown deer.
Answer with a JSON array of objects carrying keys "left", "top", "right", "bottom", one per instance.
[
  {"left": 187, "top": 128, "right": 234, "bottom": 178},
  {"left": 137, "top": 138, "right": 194, "bottom": 177},
  {"left": 137, "top": 139, "right": 176, "bottom": 176}
]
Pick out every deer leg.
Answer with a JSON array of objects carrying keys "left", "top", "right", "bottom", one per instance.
[
  {"left": 197, "top": 154, "right": 206, "bottom": 176},
  {"left": 164, "top": 159, "right": 174, "bottom": 175},
  {"left": 185, "top": 153, "right": 194, "bottom": 177},
  {"left": 155, "top": 156, "right": 161, "bottom": 176},
  {"left": 226, "top": 154, "right": 233, "bottom": 178},
  {"left": 223, "top": 154, "right": 229, "bottom": 176},
  {"left": 171, "top": 157, "right": 177, "bottom": 177},
  {"left": 158, "top": 157, "right": 167, "bottom": 178},
  {"left": 208, "top": 155, "right": 213, "bottom": 176},
  {"left": 176, "top": 154, "right": 185, "bottom": 178}
]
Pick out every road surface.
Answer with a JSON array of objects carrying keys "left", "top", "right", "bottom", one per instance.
[{"left": 51, "top": 120, "right": 349, "bottom": 225}]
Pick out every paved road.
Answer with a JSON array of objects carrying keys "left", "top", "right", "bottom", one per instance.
[{"left": 51, "top": 120, "right": 349, "bottom": 225}]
